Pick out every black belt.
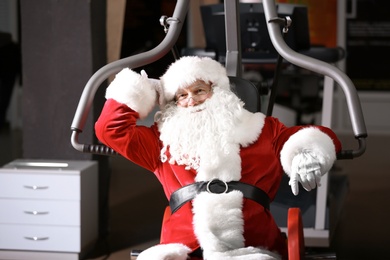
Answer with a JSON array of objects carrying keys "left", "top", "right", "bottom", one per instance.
[{"left": 169, "top": 179, "right": 270, "bottom": 214}]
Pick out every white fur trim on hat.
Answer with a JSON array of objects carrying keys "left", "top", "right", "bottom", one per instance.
[
  {"left": 160, "top": 56, "right": 230, "bottom": 104},
  {"left": 136, "top": 243, "right": 191, "bottom": 260},
  {"left": 280, "top": 127, "right": 337, "bottom": 176},
  {"left": 105, "top": 68, "right": 157, "bottom": 119}
]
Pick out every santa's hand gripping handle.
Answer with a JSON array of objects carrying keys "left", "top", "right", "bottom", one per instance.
[{"left": 70, "top": 0, "right": 189, "bottom": 155}]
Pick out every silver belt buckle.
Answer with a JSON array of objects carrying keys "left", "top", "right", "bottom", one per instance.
[{"left": 206, "top": 179, "right": 228, "bottom": 194}]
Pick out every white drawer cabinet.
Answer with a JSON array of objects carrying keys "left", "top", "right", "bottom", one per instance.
[
  {"left": 0, "top": 199, "right": 80, "bottom": 225},
  {"left": 0, "top": 159, "right": 98, "bottom": 260},
  {"left": 0, "top": 173, "right": 80, "bottom": 199},
  {"left": 0, "top": 225, "right": 81, "bottom": 252}
]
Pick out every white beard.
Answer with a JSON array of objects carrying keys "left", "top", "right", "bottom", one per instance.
[{"left": 156, "top": 87, "right": 247, "bottom": 182}]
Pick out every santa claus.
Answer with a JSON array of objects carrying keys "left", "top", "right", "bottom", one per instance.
[{"left": 95, "top": 56, "right": 342, "bottom": 259}]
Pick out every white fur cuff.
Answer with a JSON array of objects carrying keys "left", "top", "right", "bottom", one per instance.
[
  {"left": 280, "top": 127, "right": 337, "bottom": 176},
  {"left": 137, "top": 243, "right": 191, "bottom": 260},
  {"left": 105, "top": 68, "right": 157, "bottom": 119},
  {"left": 208, "top": 247, "right": 281, "bottom": 260}
]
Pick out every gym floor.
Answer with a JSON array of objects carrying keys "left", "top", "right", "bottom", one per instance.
[{"left": 1, "top": 128, "right": 389, "bottom": 259}]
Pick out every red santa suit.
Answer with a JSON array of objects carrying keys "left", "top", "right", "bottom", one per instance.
[{"left": 95, "top": 56, "right": 342, "bottom": 260}]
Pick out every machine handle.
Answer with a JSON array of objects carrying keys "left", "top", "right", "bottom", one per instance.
[
  {"left": 71, "top": 0, "right": 367, "bottom": 159},
  {"left": 263, "top": 0, "right": 367, "bottom": 158},
  {"left": 70, "top": 0, "right": 190, "bottom": 153}
]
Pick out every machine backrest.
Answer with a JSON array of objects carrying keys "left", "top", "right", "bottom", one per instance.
[{"left": 229, "top": 76, "right": 261, "bottom": 113}]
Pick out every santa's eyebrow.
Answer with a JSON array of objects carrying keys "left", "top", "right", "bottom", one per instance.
[{"left": 190, "top": 82, "right": 211, "bottom": 90}]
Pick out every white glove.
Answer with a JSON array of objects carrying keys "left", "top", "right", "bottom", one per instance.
[
  {"left": 289, "top": 151, "right": 322, "bottom": 196},
  {"left": 140, "top": 70, "right": 164, "bottom": 105}
]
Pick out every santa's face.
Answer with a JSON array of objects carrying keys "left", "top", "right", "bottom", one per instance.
[
  {"left": 174, "top": 80, "right": 213, "bottom": 108},
  {"left": 156, "top": 85, "right": 245, "bottom": 176}
]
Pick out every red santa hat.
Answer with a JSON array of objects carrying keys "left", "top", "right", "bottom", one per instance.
[{"left": 159, "top": 56, "right": 230, "bottom": 105}]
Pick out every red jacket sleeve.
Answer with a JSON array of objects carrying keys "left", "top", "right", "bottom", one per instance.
[
  {"left": 95, "top": 98, "right": 161, "bottom": 172},
  {"left": 266, "top": 117, "right": 342, "bottom": 156}
]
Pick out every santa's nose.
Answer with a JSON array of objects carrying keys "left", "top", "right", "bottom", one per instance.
[{"left": 187, "top": 97, "right": 198, "bottom": 106}]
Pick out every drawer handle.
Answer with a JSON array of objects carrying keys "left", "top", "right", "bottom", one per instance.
[
  {"left": 24, "top": 210, "right": 49, "bottom": 215},
  {"left": 23, "top": 185, "right": 49, "bottom": 190},
  {"left": 24, "top": 236, "right": 49, "bottom": 241}
]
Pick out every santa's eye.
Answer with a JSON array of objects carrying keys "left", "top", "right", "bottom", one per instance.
[
  {"left": 176, "top": 93, "right": 188, "bottom": 101},
  {"left": 196, "top": 89, "right": 207, "bottom": 95}
]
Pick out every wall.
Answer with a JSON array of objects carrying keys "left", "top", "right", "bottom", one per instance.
[
  {"left": 19, "top": 0, "right": 110, "bottom": 240},
  {"left": 20, "top": 0, "right": 107, "bottom": 160},
  {"left": 334, "top": 0, "right": 390, "bottom": 135}
]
